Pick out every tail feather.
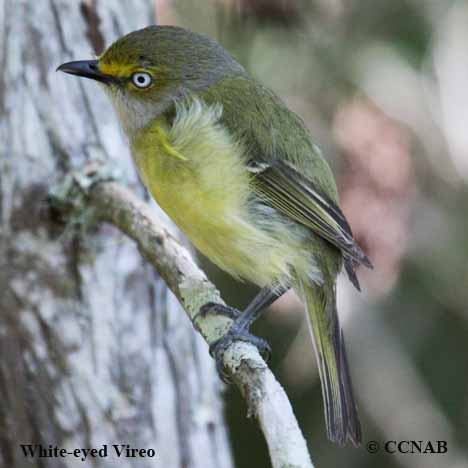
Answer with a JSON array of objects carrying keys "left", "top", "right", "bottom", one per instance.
[
  {"left": 296, "top": 278, "right": 361, "bottom": 446},
  {"left": 344, "top": 256, "right": 361, "bottom": 291},
  {"left": 338, "top": 328, "right": 362, "bottom": 445}
]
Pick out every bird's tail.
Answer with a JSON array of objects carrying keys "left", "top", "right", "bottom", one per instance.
[{"left": 295, "top": 277, "right": 361, "bottom": 446}]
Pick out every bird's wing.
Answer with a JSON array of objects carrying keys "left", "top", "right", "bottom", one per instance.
[
  {"left": 200, "top": 74, "right": 371, "bottom": 286},
  {"left": 248, "top": 159, "right": 372, "bottom": 286}
]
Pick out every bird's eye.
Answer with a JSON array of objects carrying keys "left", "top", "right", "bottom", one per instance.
[{"left": 131, "top": 72, "right": 153, "bottom": 89}]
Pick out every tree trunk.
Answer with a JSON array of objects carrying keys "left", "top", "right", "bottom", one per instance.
[{"left": 0, "top": 1, "right": 233, "bottom": 467}]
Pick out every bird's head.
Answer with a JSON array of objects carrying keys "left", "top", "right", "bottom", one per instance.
[{"left": 57, "top": 25, "right": 245, "bottom": 136}]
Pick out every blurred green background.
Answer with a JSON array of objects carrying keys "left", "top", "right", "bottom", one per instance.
[{"left": 159, "top": 1, "right": 468, "bottom": 467}]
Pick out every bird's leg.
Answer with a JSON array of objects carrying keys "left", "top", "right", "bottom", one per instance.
[
  {"left": 198, "top": 285, "right": 289, "bottom": 382},
  {"left": 198, "top": 285, "right": 288, "bottom": 323},
  {"left": 231, "top": 285, "right": 289, "bottom": 330}
]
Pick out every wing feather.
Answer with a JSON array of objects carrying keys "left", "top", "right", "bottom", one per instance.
[{"left": 249, "top": 160, "right": 373, "bottom": 278}]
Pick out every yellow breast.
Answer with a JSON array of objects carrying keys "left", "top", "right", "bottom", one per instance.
[{"left": 130, "top": 98, "right": 299, "bottom": 286}]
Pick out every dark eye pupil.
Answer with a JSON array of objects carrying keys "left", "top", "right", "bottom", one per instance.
[{"left": 133, "top": 73, "right": 151, "bottom": 87}]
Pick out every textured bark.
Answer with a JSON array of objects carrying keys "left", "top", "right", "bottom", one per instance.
[{"left": 0, "top": 1, "right": 233, "bottom": 467}]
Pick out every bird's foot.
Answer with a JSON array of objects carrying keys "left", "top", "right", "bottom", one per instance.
[
  {"left": 197, "top": 302, "right": 241, "bottom": 321},
  {"left": 195, "top": 302, "right": 271, "bottom": 382},
  {"left": 209, "top": 324, "right": 271, "bottom": 383}
]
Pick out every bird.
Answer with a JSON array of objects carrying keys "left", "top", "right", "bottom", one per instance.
[{"left": 58, "top": 25, "right": 372, "bottom": 446}]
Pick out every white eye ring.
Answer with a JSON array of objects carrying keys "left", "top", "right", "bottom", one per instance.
[{"left": 131, "top": 72, "right": 153, "bottom": 88}]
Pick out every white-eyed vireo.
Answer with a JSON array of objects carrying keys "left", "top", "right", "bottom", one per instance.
[{"left": 58, "top": 25, "right": 372, "bottom": 446}]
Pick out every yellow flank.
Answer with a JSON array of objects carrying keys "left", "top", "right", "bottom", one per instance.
[{"left": 131, "top": 98, "right": 310, "bottom": 287}]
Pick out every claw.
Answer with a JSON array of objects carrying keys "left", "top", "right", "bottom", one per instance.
[
  {"left": 209, "top": 326, "right": 272, "bottom": 383},
  {"left": 196, "top": 302, "right": 272, "bottom": 383},
  {"left": 197, "top": 302, "right": 241, "bottom": 321}
]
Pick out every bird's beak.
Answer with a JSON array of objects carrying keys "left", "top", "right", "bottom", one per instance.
[{"left": 56, "top": 59, "right": 114, "bottom": 84}]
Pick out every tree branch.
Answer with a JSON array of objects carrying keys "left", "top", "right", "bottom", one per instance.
[{"left": 51, "top": 164, "right": 314, "bottom": 468}]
